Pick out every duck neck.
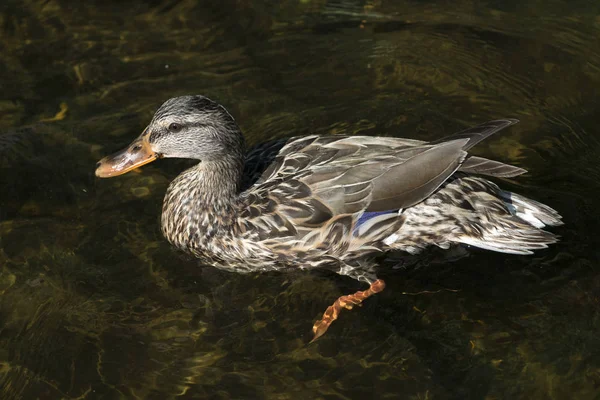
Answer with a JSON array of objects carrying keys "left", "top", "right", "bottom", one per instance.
[{"left": 161, "top": 156, "right": 244, "bottom": 251}]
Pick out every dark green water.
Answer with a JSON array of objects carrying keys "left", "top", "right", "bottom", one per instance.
[{"left": 1, "top": 1, "right": 600, "bottom": 399}]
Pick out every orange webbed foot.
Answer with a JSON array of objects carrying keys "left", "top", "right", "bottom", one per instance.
[{"left": 310, "top": 279, "right": 385, "bottom": 342}]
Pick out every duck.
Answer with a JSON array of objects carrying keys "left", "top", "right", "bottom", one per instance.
[{"left": 95, "top": 95, "right": 563, "bottom": 341}]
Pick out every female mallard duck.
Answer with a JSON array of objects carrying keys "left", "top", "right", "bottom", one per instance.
[{"left": 96, "top": 95, "right": 562, "bottom": 340}]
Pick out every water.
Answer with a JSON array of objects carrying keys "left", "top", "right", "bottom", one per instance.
[{"left": 1, "top": 0, "right": 599, "bottom": 398}]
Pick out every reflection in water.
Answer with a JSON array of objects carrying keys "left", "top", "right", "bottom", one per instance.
[{"left": 1, "top": 0, "right": 599, "bottom": 398}]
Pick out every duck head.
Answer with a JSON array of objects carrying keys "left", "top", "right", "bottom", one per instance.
[{"left": 95, "top": 95, "right": 244, "bottom": 178}]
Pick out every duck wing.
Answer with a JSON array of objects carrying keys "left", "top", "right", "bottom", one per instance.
[
  {"left": 242, "top": 119, "right": 525, "bottom": 192},
  {"left": 437, "top": 119, "right": 527, "bottom": 178},
  {"left": 241, "top": 135, "right": 467, "bottom": 230},
  {"left": 240, "top": 120, "right": 523, "bottom": 233}
]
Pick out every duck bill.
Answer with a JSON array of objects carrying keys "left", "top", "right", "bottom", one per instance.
[{"left": 95, "top": 136, "right": 159, "bottom": 178}]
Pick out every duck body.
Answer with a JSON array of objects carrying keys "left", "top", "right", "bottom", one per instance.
[
  {"left": 151, "top": 115, "right": 561, "bottom": 283},
  {"left": 96, "top": 95, "right": 562, "bottom": 339}
]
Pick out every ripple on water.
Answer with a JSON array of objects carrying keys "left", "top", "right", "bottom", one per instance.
[{"left": 1, "top": 0, "right": 600, "bottom": 399}]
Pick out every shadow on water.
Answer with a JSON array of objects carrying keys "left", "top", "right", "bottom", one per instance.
[{"left": 1, "top": 0, "right": 600, "bottom": 399}]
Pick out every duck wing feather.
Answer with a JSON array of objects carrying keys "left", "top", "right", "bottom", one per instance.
[
  {"left": 242, "top": 136, "right": 468, "bottom": 229},
  {"left": 239, "top": 119, "right": 523, "bottom": 237}
]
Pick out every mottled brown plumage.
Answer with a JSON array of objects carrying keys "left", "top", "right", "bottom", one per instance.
[{"left": 96, "top": 95, "right": 562, "bottom": 340}]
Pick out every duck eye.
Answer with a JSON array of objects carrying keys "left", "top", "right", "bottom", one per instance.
[{"left": 168, "top": 123, "right": 182, "bottom": 132}]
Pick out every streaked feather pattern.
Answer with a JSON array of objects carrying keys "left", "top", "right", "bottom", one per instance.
[{"left": 158, "top": 115, "right": 561, "bottom": 282}]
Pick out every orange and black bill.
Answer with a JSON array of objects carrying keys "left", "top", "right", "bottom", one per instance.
[{"left": 95, "top": 133, "right": 159, "bottom": 178}]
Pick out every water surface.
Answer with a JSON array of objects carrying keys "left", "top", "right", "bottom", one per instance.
[{"left": 1, "top": 0, "right": 600, "bottom": 399}]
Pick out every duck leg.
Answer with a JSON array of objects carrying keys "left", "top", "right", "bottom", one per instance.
[{"left": 311, "top": 279, "right": 385, "bottom": 342}]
